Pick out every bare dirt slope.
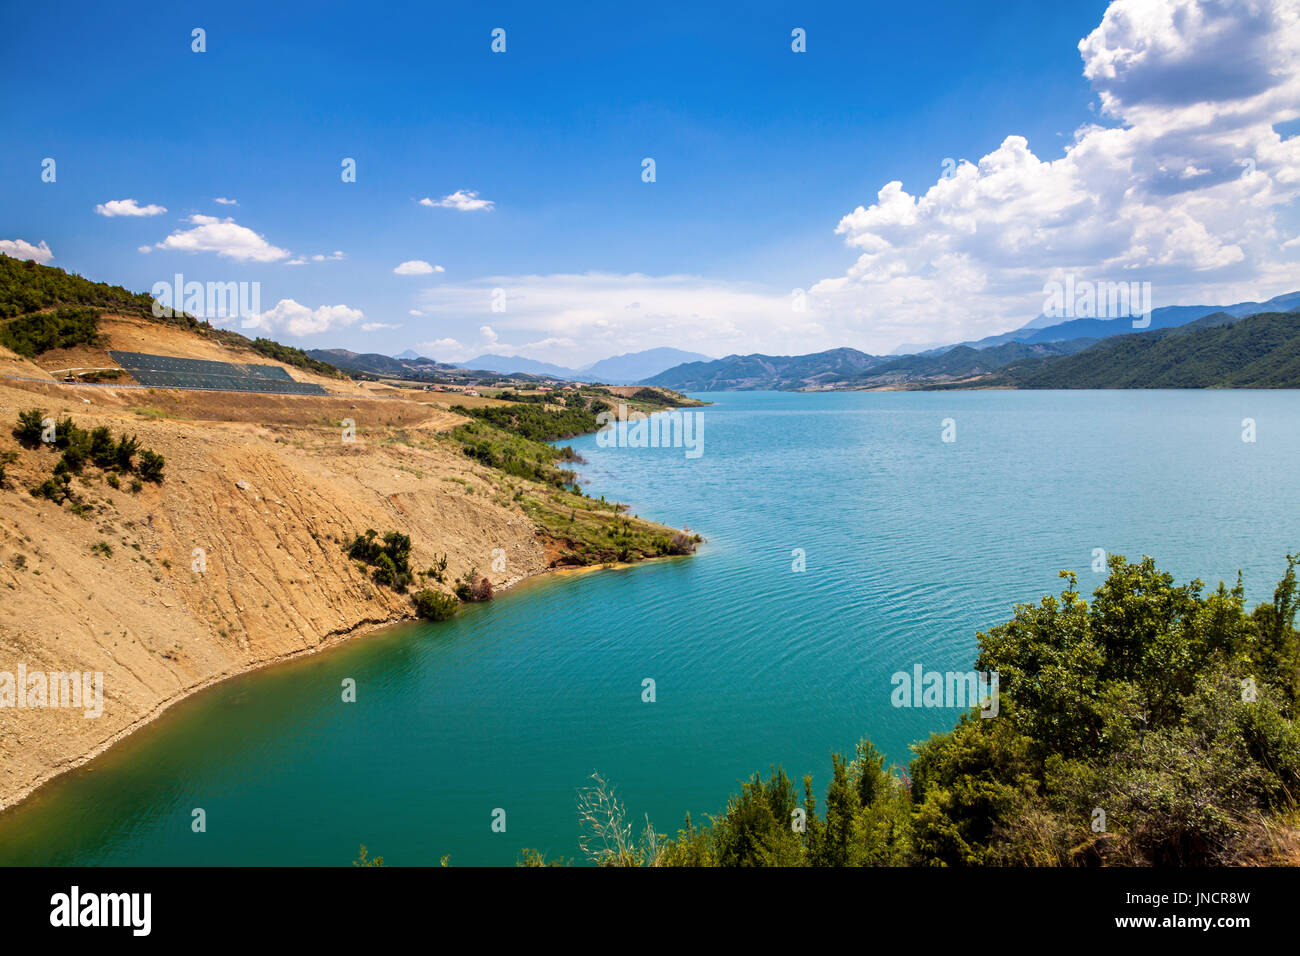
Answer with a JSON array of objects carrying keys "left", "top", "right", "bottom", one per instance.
[
  {"left": 0, "top": 344, "right": 55, "bottom": 382},
  {"left": 0, "top": 375, "right": 550, "bottom": 809}
]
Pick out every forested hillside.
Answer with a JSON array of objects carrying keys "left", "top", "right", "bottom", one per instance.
[
  {"left": 848, "top": 339, "right": 1093, "bottom": 387},
  {"left": 0, "top": 254, "right": 345, "bottom": 378},
  {"left": 643, "top": 347, "right": 882, "bottom": 391},
  {"left": 1001, "top": 311, "right": 1300, "bottom": 389}
]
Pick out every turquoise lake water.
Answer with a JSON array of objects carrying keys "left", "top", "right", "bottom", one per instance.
[{"left": 2, "top": 389, "right": 1298, "bottom": 866}]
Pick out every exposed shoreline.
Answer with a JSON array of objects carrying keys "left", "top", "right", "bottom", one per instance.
[
  {"left": 1, "top": 614, "right": 407, "bottom": 814},
  {"left": 0, "top": 390, "right": 700, "bottom": 817},
  {"left": 0, "top": 553, "right": 678, "bottom": 815}
]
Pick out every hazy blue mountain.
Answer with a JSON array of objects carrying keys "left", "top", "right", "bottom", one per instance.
[
  {"left": 453, "top": 347, "right": 713, "bottom": 382},
  {"left": 579, "top": 347, "right": 712, "bottom": 384},
  {"left": 888, "top": 339, "right": 949, "bottom": 355},
  {"left": 455, "top": 354, "right": 582, "bottom": 378},
  {"left": 956, "top": 290, "right": 1300, "bottom": 351}
]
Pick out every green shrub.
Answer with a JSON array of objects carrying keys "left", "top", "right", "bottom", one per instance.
[
  {"left": 114, "top": 434, "right": 140, "bottom": 471},
  {"left": 425, "top": 554, "right": 448, "bottom": 584},
  {"left": 88, "top": 426, "right": 116, "bottom": 467},
  {"left": 412, "top": 588, "right": 460, "bottom": 621},
  {"left": 137, "top": 450, "right": 165, "bottom": 483},
  {"left": 52, "top": 416, "right": 81, "bottom": 449},
  {"left": 30, "top": 472, "right": 73, "bottom": 503},
  {"left": 13, "top": 408, "right": 45, "bottom": 447},
  {"left": 59, "top": 444, "right": 86, "bottom": 474},
  {"left": 345, "top": 529, "right": 413, "bottom": 592}
]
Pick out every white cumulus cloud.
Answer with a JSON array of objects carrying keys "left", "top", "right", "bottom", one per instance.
[
  {"left": 0, "top": 239, "right": 54, "bottom": 263},
  {"left": 243, "top": 299, "right": 364, "bottom": 336},
  {"left": 393, "top": 260, "right": 443, "bottom": 275},
  {"left": 419, "top": 190, "right": 494, "bottom": 211},
  {"left": 806, "top": 0, "right": 1300, "bottom": 351},
  {"left": 95, "top": 198, "right": 167, "bottom": 217},
  {"left": 154, "top": 215, "right": 290, "bottom": 262}
]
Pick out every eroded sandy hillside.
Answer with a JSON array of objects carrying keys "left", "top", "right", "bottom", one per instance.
[{"left": 0, "top": 376, "right": 554, "bottom": 809}]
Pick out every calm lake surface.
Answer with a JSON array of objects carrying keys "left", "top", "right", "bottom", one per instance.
[{"left": 3, "top": 390, "right": 1299, "bottom": 866}]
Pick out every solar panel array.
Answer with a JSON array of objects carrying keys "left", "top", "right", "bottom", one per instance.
[
  {"left": 244, "top": 365, "right": 295, "bottom": 382},
  {"left": 109, "top": 351, "right": 329, "bottom": 395}
]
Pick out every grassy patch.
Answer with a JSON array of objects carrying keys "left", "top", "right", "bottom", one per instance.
[
  {"left": 521, "top": 488, "right": 698, "bottom": 566},
  {"left": 440, "top": 419, "right": 579, "bottom": 487}
]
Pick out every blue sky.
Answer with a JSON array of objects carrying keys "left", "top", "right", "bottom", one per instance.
[{"left": 2, "top": 0, "right": 1297, "bottom": 364}]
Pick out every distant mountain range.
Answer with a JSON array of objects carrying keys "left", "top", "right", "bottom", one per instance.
[
  {"left": 583, "top": 348, "right": 713, "bottom": 383},
  {"left": 455, "top": 354, "right": 580, "bottom": 379},
  {"left": 314, "top": 290, "right": 1300, "bottom": 391},
  {"left": 948, "top": 290, "right": 1300, "bottom": 352},
  {"left": 454, "top": 347, "right": 711, "bottom": 383},
  {"left": 642, "top": 347, "right": 882, "bottom": 391},
  {"left": 305, "top": 349, "right": 455, "bottom": 377},
  {"left": 642, "top": 291, "right": 1300, "bottom": 391},
  {"left": 641, "top": 341, "right": 1103, "bottom": 391},
  {"left": 307, "top": 346, "right": 713, "bottom": 385}
]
